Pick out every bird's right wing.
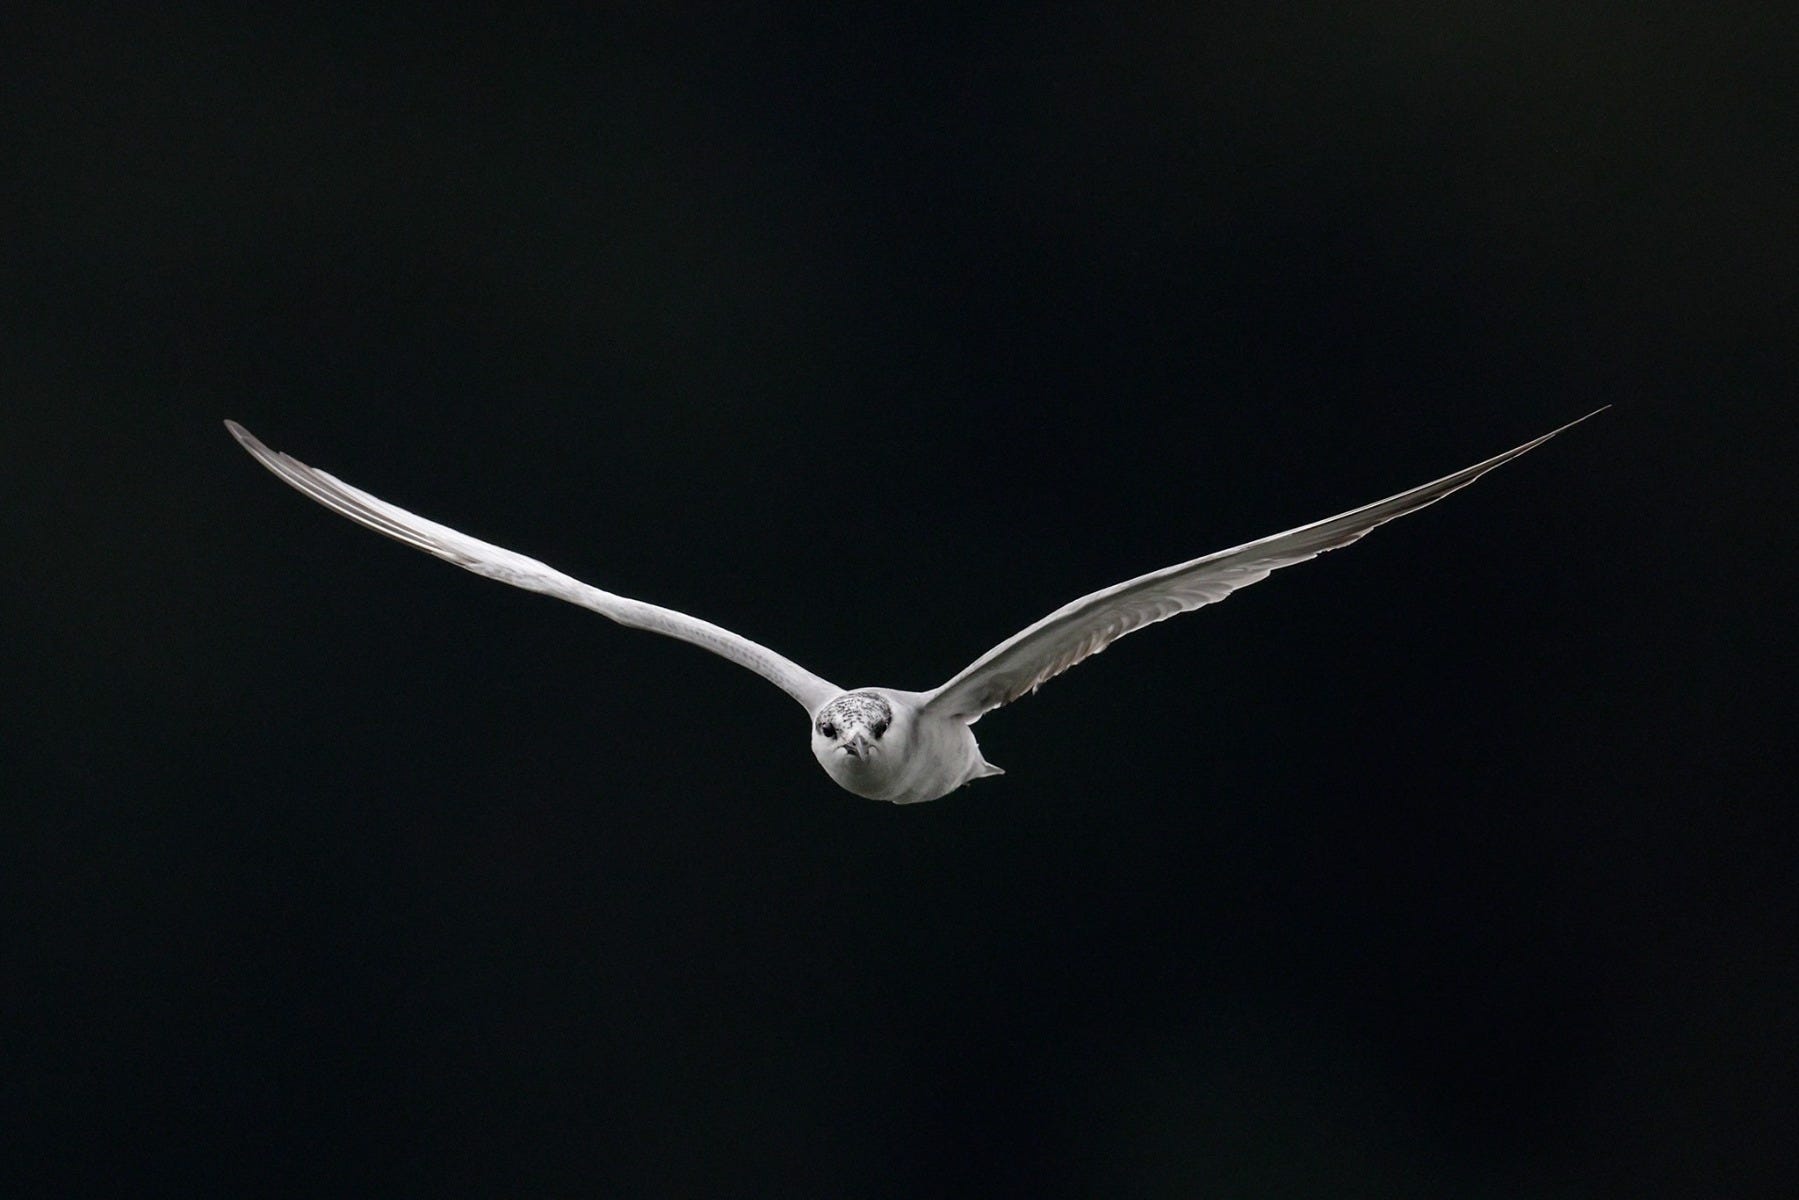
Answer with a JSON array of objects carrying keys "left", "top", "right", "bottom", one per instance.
[
  {"left": 226, "top": 421, "right": 842, "bottom": 713},
  {"left": 922, "top": 409, "right": 1605, "bottom": 723}
]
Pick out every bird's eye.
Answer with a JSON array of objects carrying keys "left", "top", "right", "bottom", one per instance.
[
  {"left": 819, "top": 722, "right": 837, "bottom": 739},
  {"left": 872, "top": 718, "right": 889, "bottom": 737}
]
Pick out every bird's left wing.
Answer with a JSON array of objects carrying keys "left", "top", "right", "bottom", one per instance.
[
  {"left": 922, "top": 409, "right": 1605, "bottom": 723},
  {"left": 226, "top": 421, "right": 842, "bottom": 713}
]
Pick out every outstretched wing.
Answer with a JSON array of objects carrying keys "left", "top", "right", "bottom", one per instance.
[
  {"left": 923, "top": 409, "right": 1605, "bottom": 723},
  {"left": 226, "top": 421, "right": 841, "bottom": 713}
]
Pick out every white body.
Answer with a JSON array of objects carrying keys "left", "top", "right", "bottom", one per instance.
[
  {"left": 809, "top": 689, "right": 1001, "bottom": 805},
  {"left": 226, "top": 411, "right": 1603, "bottom": 804}
]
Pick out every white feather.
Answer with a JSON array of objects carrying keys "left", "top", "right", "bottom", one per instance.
[
  {"left": 225, "top": 421, "right": 840, "bottom": 713},
  {"left": 922, "top": 409, "right": 1608, "bottom": 723}
]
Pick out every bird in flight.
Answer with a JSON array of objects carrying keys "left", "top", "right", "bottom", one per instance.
[{"left": 227, "top": 411, "right": 1603, "bottom": 804}]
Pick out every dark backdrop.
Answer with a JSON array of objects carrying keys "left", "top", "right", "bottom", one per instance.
[{"left": 7, "top": 5, "right": 1792, "bottom": 1196}]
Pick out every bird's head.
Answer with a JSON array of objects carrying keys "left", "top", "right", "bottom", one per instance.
[{"left": 810, "top": 691, "right": 895, "bottom": 766}]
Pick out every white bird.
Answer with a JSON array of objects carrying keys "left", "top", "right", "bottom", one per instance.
[{"left": 226, "top": 411, "right": 1603, "bottom": 804}]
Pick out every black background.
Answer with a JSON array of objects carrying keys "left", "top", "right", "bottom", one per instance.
[{"left": 7, "top": 5, "right": 1793, "bottom": 1196}]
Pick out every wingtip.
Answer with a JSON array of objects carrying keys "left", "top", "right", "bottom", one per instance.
[
  {"left": 1508, "top": 406, "right": 1609, "bottom": 458},
  {"left": 224, "top": 420, "right": 282, "bottom": 465},
  {"left": 1561, "top": 405, "right": 1611, "bottom": 431}
]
